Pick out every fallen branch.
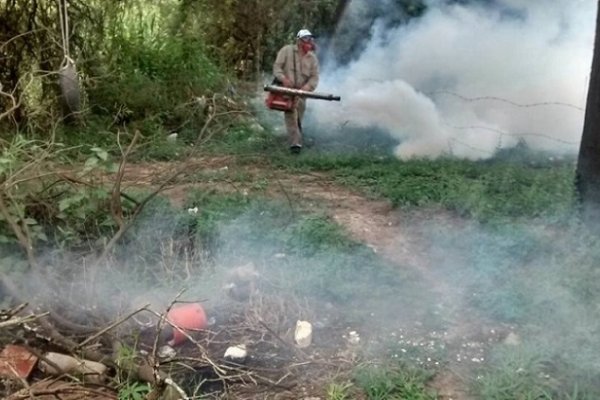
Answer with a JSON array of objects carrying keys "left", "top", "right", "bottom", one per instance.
[
  {"left": 0, "top": 312, "right": 49, "bottom": 329},
  {"left": 9, "top": 384, "right": 118, "bottom": 400},
  {"left": 258, "top": 319, "right": 308, "bottom": 360},
  {"left": 0, "top": 281, "right": 162, "bottom": 386},
  {"left": 75, "top": 304, "right": 150, "bottom": 350},
  {"left": 111, "top": 129, "right": 140, "bottom": 229},
  {"left": 0, "top": 194, "right": 39, "bottom": 270},
  {"left": 144, "top": 308, "right": 226, "bottom": 377}
]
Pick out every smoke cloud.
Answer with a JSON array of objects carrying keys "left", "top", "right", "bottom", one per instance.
[{"left": 311, "top": 0, "right": 596, "bottom": 159}]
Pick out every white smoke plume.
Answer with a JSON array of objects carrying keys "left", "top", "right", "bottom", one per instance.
[{"left": 311, "top": 0, "right": 596, "bottom": 159}]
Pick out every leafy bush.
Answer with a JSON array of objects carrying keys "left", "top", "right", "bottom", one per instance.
[
  {"left": 0, "top": 137, "right": 123, "bottom": 252},
  {"left": 89, "top": 5, "right": 225, "bottom": 132}
]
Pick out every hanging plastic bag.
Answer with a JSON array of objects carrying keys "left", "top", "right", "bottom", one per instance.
[{"left": 58, "top": 56, "right": 81, "bottom": 116}]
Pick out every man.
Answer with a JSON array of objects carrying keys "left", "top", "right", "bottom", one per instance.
[{"left": 273, "top": 29, "right": 320, "bottom": 154}]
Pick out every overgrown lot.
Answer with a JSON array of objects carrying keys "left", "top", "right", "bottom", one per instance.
[
  {"left": 2, "top": 126, "right": 600, "bottom": 399},
  {"left": 2, "top": 1, "right": 599, "bottom": 398}
]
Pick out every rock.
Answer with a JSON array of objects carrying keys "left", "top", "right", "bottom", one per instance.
[
  {"left": 295, "top": 320, "right": 313, "bottom": 348},
  {"left": 224, "top": 263, "right": 259, "bottom": 302},
  {"left": 157, "top": 345, "right": 177, "bottom": 362}
]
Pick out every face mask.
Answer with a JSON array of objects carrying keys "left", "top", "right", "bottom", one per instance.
[{"left": 300, "top": 40, "right": 315, "bottom": 53}]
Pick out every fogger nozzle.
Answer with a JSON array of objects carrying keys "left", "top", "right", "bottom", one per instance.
[{"left": 263, "top": 85, "right": 341, "bottom": 102}]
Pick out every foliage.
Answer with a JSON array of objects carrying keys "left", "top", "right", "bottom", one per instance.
[
  {"left": 89, "top": 2, "right": 224, "bottom": 128},
  {"left": 290, "top": 215, "right": 354, "bottom": 255},
  {"left": 114, "top": 344, "right": 152, "bottom": 400},
  {"left": 118, "top": 382, "right": 151, "bottom": 400},
  {"left": 0, "top": 0, "right": 340, "bottom": 137},
  {"left": 202, "top": 122, "right": 276, "bottom": 154},
  {"left": 0, "top": 135, "right": 124, "bottom": 256},
  {"left": 173, "top": 0, "right": 339, "bottom": 78},
  {"left": 355, "top": 362, "right": 436, "bottom": 400},
  {"left": 420, "top": 214, "right": 600, "bottom": 398},
  {"left": 475, "top": 346, "right": 580, "bottom": 400},
  {"left": 326, "top": 381, "right": 355, "bottom": 400}
]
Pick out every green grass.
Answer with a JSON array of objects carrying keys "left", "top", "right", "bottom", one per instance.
[
  {"left": 325, "top": 381, "right": 354, "bottom": 400},
  {"left": 270, "top": 152, "right": 576, "bottom": 222},
  {"left": 2, "top": 122, "right": 596, "bottom": 399},
  {"left": 475, "top": 345, "right": 594, "bottom": 400},
  {"left": 355, "top": 362, "right": 437, "bottom": 400},
  {"left": 87, "top": 190, "right": 434, "bottom": 323},
  {"left": 178, "top": 191, "right": 434, "bottom": 314},
  {"left": 421, "top": 216, "right": 600, "bottom": 398},
  {"left": 201, "top": 126, "right": 577, "bottom": 223}
]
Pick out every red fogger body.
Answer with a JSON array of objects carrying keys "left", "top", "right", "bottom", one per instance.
[{"left": 264, "top": 84, "right": 341, "bottom": 112}]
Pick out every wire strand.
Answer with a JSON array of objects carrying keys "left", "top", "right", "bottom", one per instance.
[{"left": 428, "top": 90, "right": 584, "bottom": 111}]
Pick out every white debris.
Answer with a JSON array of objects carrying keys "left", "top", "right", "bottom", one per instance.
[
  {"left": 187, "top": 207, "right": 199, "bottom": 215},
  {"left": 503, "top": 332, "right": 521, "bottom": 346},
  {"left": 224, "top": 344, "right": 248, "bottom": 363},
  {"left": 158, "top": 345, "right": 177, "bottom": 361},
  {"left": 167, "top": 133, "right": 178, "bottom": 142},
  {"left": 295, "top": 320, "right": 313, "bottom": 348},
  {"left": 273, "top": 253, "right": 286, "bottom": 259},
  {"left": 347, "top": 331, "right": 360, "bottom": 345}
]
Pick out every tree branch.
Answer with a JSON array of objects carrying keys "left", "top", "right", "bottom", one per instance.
[{"left": 0, "top": 193, "right": 39, "bottom": 270}]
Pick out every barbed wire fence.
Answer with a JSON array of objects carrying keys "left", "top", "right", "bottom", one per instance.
[
  {"left": 426, "top": 90, "right": 583, "bottom": 157},
  {"left": 318, "top": 75, "right": 587, "bottom": 157}
]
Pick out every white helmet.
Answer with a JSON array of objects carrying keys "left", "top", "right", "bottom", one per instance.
[{"left": 296, "top": 29, "right": 313, "bottom": 39}]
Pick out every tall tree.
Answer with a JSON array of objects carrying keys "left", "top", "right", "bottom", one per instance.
[{"left": 576, "top": 0, "right": 600, "bottom": 228}]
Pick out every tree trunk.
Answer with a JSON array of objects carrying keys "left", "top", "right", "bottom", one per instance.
[{"left": 576, "top": 0, "right": 600, "bottom": 229}]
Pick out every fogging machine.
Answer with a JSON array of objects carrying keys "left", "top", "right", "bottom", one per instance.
[{"left": 264, "top": 84, "right": 341, "bottom": 112}]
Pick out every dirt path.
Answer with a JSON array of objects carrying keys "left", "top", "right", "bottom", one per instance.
[
  {"left": 271, "top": 175, "right": 480, "bottom": 400},
  {"left": 116, "top": 158, "right": 509, "bottom": 399}
]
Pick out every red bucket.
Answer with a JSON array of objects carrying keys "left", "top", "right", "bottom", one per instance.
[{"left": 166, "top": 303, "right": 207, "bottom": 345}]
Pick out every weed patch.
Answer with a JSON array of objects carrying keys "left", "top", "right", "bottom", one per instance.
[
  {"left": 268, "top": 151, "right": 576, "bottom": 222},
  {"left": 355, "top": 362, "right": 437, "bottom": 400},
  {"left": 475, "top": 346, "right": 573, "bottom": 400}
]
